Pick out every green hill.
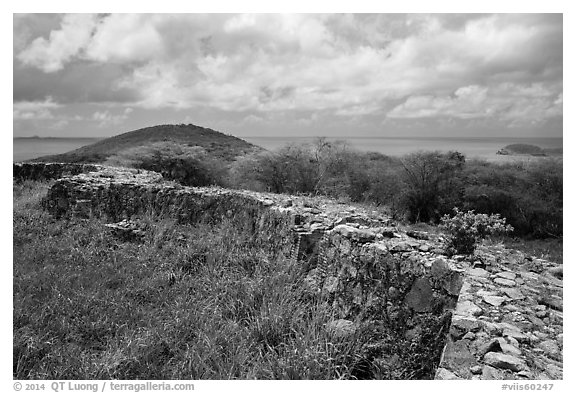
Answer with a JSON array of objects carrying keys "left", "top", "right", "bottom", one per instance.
[{"left": 31, "top": 124, "right": 262, "bottom": 163}]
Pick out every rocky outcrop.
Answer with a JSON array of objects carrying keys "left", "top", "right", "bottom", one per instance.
[{"left": 30, "top": 163, "right": 562, "bottom": 380}]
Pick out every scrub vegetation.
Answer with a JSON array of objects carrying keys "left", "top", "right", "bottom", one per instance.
[{"left": 106, "top": 137, "right": 562, "bottom": 239}]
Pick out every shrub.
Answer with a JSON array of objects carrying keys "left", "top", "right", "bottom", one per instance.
[
  {"left": 462, "top": 158, "right": 562, "bottom": 238},
  {"left": 440, "top": 208, "right": 513, "bottom": 256},
  {"left": 228, "top": 138, "right": 357, "bottom": 196},
  {"left": 398, "top": 151, "right": 465, "bottom": 223},
  {"left": 227, "top": 141, "right": 561, "bottom": 240},
  {"left": 227, "top": 153, "right": 267, "bottom": 192},
  {"left": 106, "top": 142, "right": 226, "bottom": 186},
  {"left": 259, "top": 143, "right": 318, "bottom": 194}
]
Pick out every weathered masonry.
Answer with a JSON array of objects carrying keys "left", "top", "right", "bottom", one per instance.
[
  {"left": 16, "top": 163, "right": 563, "bottom": 380},
  {"left": 13, "top": 162, "right": 101, "bottom": 183}
]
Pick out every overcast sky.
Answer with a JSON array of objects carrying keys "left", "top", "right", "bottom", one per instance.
[{"left": 13, "top": 13, "right": 563, "bottom": 138}]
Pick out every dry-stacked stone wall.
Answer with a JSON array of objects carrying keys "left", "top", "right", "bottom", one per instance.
[
  {"left": 305, "top": 227, "right": 463, "bottom": 331},
  {"left": 40, "top": 166, "right": 296, "bottom": 257},
  {"left": 13, "top": 162, "right": 101, "bottom": 182},
  {"left": 22, "top": 163, "right": 562, "bottom": 380}
]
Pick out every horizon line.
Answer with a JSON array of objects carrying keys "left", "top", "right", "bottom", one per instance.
[{"left": 14, "top": 135, "right": 564, "bottom": 140}]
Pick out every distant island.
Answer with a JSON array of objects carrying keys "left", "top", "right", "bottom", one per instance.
[
  {"left": 15, "top": 136, "right": 59, "bottom": 140},
  {"left": 496, "top": 143, "right": 562, "bottom": 157},
  {"left": 14, "top": 136, "right": 100, "bottom": 140}
]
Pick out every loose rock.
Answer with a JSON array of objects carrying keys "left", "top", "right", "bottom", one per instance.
[
  {"left": 483, "top": 352, "right": 526, "bottom": 372},
  {"left": 494, "top": 278, "right": 516, "bottom": 287}
]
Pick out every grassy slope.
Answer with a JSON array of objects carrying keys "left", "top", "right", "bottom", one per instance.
[{"left": 30, "top": 124, "right": 262, "bottom": 164}]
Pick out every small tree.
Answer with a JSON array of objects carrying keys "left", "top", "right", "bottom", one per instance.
[
  {"left": 230, "top": 139, "right": 356, "bottom": 196},
  {"left": 257, "top": 144, "right": 317, "bottom": 194},
  {"left": 440, "top": 208, "right": 513, "bottom": 256},
  {"left": 399, "top": 151, "right": 465, "bottom": 223}
]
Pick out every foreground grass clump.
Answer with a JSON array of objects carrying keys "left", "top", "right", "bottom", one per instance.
[{"left": 14, "top": 181, "right": 447, "bottom": 380}]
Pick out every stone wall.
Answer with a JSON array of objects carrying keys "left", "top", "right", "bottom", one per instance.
[
  {"left": 303, "top": 227, "right": 463, "bottom": 335},
  {"left": 13, "top": 162, "right": 101, "bottom": 183},
  {"left": 26, "top": 163, "right": 562, "bottom": 380},
  {"left": 39, "top": 165, "right": 463, "bottom": 376},
  {"left": 41, "top": 166, "right": 296, "bottom": 256}
]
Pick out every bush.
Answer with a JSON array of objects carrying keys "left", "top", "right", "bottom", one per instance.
[
  {"left": 398, "top": 151, "right": 465, "bottom": 223},
  {"left": 440, "top": 208, "right": 513, "bottom": 256},
  {"left": 227, "top": 153, "right": 268, "bottom": 192},
  {"left": 226, "top": 140, "right": 561, "bottom": 240},
  {"left": 228, "top": 138, "right": 357, "bottom": 196},
  {"left": 106, "top": 142, "right": 226, "bottom": 186},
  {"left": 259, "top": 143, "right": 318, "bottom": 194},
  {"left": 462, "top": 158, "right": 562, "bottom": 238}
]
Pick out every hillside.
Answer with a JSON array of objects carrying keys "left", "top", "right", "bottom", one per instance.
[{"left": 30, "top": 124, "right": 262, "bottom": 163}]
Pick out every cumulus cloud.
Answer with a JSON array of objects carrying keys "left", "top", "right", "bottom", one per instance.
[
  {"left": 17, "top": 14, "right": 99, "bottom": 72},
  {"left": 14, "top": 13, "right": 562, "bottom": 134},
  {"left": 92, "top": 107, "right": 133, "bottom": 127},
  {"left": 86, "top": 14, "right": 164, "bottom": 63},
  {"left": 13, "top": 96, "right": 61, "bottom": 120},
  {"left": 387, "top": 83, "right": 562, "bottom": 125}
]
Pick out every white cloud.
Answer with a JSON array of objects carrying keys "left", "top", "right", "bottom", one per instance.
[
  {"left": 85, "top": 14, "right": 164, "bottom": 63},
  {"left": 242, "top": 114, "right": 266, "bottom": 125},
  {"left": 13, "top": 97, "right": 87, "bottom": 133},
  {"left": 49, "top": 119, "right": 70, "bottom": 129},
  {"left": 335, "top": 103, "right": 382, "bottom": 116},
  {"left": 13, "top": 97, "right": 61, "bottom": 120},
  {"left": 17, "top": 14, "right": 98, "bottom": 72},
  {"left": 387, "top": 83, "right": 562, "bottom": 125},
  {"left": 92, "top": 108, "right": 133, "bottom": 127},
  {"left": 15, "top": 13, "right": 562, "bottom": 128}
]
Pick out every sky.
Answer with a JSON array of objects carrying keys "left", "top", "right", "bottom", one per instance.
[{"left": 13, "top": 13, "right": 563, "bottom": 138}]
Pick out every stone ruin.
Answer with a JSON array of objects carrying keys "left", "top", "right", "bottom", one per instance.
[
  {"left": 14, "top": 163, "right": 563, "bottom": 380},
  {"left": 13, "top": 162, "right": 101, "bottom": 183}
]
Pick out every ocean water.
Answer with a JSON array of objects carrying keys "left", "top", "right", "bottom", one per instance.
[
  {"left": 13, "top": 138, "right": 102, "bottom": 162},
  {"left": 13, "top": 136, "right": 562, "bottom": 162},
  {"left": 244, "top": 136, "right": 563, "bottom": 162}
]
